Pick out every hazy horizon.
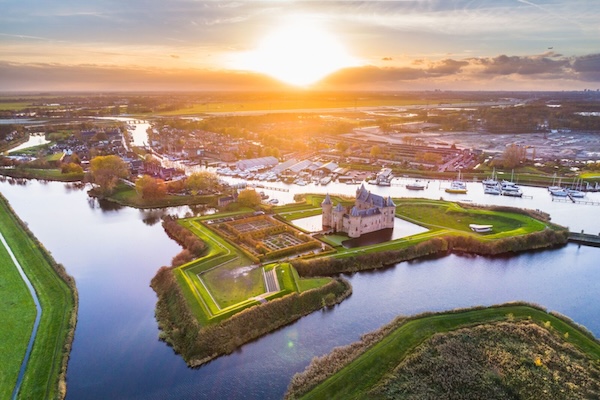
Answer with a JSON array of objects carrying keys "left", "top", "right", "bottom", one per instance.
[{"left": 2, "top": 1, "right": 599, "bottom": 92}]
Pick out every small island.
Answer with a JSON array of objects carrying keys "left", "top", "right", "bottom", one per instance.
[
  {"left": 285, "top": 303, "right": 600, "bottom": 399},
  {"left": 152, "top": 193, "right": 569, "bottom": 367}
]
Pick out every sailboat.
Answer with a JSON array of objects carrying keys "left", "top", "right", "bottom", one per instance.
[
  {"left": 445, "top": 170, "right": 467, "bottom": 194},
  {"left": 482, "top": 168, "right": 498, "bottom": 186}
]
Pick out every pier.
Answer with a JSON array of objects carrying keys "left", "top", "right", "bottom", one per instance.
[
  {"left": 568, "top": 232, "right": 600, "bottom": 247},
  {"left": 552, "top": 196, "right": 600, "bottom": 205}
]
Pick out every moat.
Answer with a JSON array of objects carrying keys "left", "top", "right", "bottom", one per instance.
[{"left": 1, "top": 179, "right": 600, "bottom": 399}]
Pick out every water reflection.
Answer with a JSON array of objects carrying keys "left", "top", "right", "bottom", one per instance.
[
  {"left": 1, "top": 179, "right": 600, "bottom": 400},
  {"left": 139, "top": 209, "right": 167, "bottom": 226},
  {"left": 96, "top": 198, "right": 124, "bottom": 212},
  {"left": 64, "top": 182, "right": 87, "bottom": 192}
]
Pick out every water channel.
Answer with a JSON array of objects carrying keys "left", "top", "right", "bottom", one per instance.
[{"left": 1, "top": 178, "right": 599, "bottom": 399}]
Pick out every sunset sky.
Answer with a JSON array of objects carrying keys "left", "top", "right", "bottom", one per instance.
[{"left": 1, "top": 0, "right": 599, "bottom": 91}]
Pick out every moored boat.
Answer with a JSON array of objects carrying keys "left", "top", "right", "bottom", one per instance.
[{"left": 406, "top": 180, "right": 426, "bottom": 190}]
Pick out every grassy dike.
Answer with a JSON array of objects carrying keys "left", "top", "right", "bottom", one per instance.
[
  {"left": 287, "top": 303, "right": 600, "bottom": 399},
  {"left": 0, "top": 167, "right": 84, "bottom": 182},
  {"left": 0, "top": 194, "right": 78, "bottom": 400}
]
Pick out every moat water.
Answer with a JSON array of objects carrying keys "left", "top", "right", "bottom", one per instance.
[{"left": 1, "top": 178, "right": 600, "bottom": 399}]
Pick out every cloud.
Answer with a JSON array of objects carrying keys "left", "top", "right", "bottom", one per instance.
[
  {"left": 427, "top": 59, "right": 469, "bottom": 76},
  {"left": 0, "top": 62, "right": 287, "bottom": 91},
  {"left": 473, "top": 54, "right": 570, "bottom": 76},
  {"left": 321, "top": 65, "right": 426, "bottom": 85},
  {"left": 381, "top": 57, "right": 393, "bottom": 61},
  {"left": 2, "top": 52, "right": 599, "bottom": 92},
  {"left": 317, "top": 52, "right": 599, "bottom": 89},
  {"left": 572, "top": 54, "right": 600, "bottom": 81}
]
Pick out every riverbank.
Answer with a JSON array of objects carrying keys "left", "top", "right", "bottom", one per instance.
[
  {"left": 88, "top": 182, "right": 218, "bottom": 209},
  {"left": 0, "top": 193, "right": 78, "bottom": 399},
  {"left": 287, "top": 303, "right": 600, "bottom": 399},
  {"left": 0, "top": 167, "right": 84, "bottom": 182},
  {"left": 153, "top": 196, "right": 568, "bottom": 368}
]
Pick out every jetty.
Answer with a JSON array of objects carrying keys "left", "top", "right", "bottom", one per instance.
[
  {"left": 568, "top": 232, "right": 600, "bottom": 247},
  {"left": 552, "top": 196, "right": 600, "bottom": 205}
]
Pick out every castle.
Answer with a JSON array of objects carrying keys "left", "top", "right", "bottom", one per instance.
[{"left": 321, "top": 184, "right": 396, "bottom": 238}]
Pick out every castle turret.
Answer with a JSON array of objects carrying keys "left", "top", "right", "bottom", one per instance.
[{"left": 321, "top": 194, "right": 333, "bottom": 228}]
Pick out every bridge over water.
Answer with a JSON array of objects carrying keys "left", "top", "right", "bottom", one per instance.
[{"left": 568, "top": 232, "right": 600, "bottom": 247}]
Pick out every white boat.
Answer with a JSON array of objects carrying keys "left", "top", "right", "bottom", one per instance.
[
  {"left": 445, "top": 180, "right": 467, "bottom": 194},
  {"left": 406, "top": 180, "right": 426, "bottom": 190},
  {"left": 549, "top": 188, "right": 568, "bottom": 197},
  {"left": 482, "top": 168, "right": 498, "bottom": 186},
  {"left": 484, "top": 186, "right": 501, "bottom": 195},
  {"left": 502, "top": 189, "right": 523, "bottom": 197},
  {"left": 470, "top": 224, "right": 493, "bottom": 233},
  {"left": 567, "top": 189, "right": 585, "bottom": 198}
]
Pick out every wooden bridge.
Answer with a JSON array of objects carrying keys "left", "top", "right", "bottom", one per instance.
[{"left": 568, "top": 232, "right": 600, "bottom": 247}]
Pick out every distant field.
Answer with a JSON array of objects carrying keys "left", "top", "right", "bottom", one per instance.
[
  {"left": 0, "top": 102, "right": 33, "bottom": 111},
  {"left": 159, "top": 97, "right": 464, "bottom": 116}
]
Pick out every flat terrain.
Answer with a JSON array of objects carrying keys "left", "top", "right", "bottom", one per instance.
[
  {"left": 0, "top": 195, "right": 76, "bottom": 400},
  {"left": 0, "top": 232, "right": 36, "bottom": 399}
]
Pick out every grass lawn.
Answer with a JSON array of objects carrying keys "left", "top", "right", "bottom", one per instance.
[
  {"left": 0, "top": 168, "right": 84, "bottom": 182},
  {"left": 174, "top": 215, "right": 336, "bottom": 325},
  {"left": 0, "top": 236, "right": 36, "bottom": 400},
  {"left": 313, "top": 198, "right": 550, "bottom": 259},
  {"left": 300, "top": 304, "right": 600, "bottom": 400},
  {"left": 105, "top": 182, "right": 215, "bottom": 208},
  {"left": 0, "top": 195, "right": 76, "bottom": 400},
  {"left": 394, "top": 198, "right": 547, "bottom": 238}
]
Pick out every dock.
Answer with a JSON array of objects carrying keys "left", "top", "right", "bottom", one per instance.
[
  {"left": 568, "top": 232, "right": 600, "bottom": 247},
  {"left": 552, "top": 196, "right": 600, "bottom": 205}
]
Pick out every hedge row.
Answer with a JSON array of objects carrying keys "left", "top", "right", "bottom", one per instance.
[
  {"left": 162, "top": 216, "right": 206, "bottom": 266},
  {"left": 292, "top": 228, "right": 569, "bottom": 277}
]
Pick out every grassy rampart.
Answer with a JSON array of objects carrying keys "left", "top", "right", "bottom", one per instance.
[
  {"left": 0, "top": 194, "right": 78, "bottom": 400},
  {"left": 287, "top": 303, "right": 600, "bottom": 399},
  {"left": 293, "top": 198, "right": 568, "bottom": 276},
  {"left": 152, "top": 263, "right": 351, "bottom": 367}
]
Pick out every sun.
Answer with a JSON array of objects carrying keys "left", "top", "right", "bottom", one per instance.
[{"left": 233, "top": 16, "right": 359, "bottom": 86}]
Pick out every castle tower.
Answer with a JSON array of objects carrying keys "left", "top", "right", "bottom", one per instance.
[
  {"left": 321, "top": 193, "right": 332, "bottom": 228},
  {"left": 385, "top": 196, "right": 396, "bottom": 228},
  {"left": 333, "top": 203, "right": 345, "bottom": 232}
]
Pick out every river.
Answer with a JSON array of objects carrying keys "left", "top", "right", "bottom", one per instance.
[{"left": 1, "top": 178, "right": 599, "bottom": 399}]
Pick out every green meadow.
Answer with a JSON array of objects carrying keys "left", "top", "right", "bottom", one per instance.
[{"left": 0, "top": 195, "right": 77, "bottom": 400}]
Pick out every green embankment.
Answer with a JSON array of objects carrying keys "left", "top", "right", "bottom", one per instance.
[
  {"left": 0, "top": 194, "right": 78, "bottom": 399},
  {"left": 290, "top": 197, "right": 567, "bottom": 276},
  {"left": 152, "top": 209, "right": 353, "bottom": 367},
  {"left": 0, "top": 231, "right": 36, "bottom": 399},
  {"left": 291, "top": 304, "right": 600, "bottom": 400},
  {"left": 0, "top": 168, "right": 84, "bottom": 182},
  {"left": 99, "top": 182, "right": 217, "bottom": 209}
]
